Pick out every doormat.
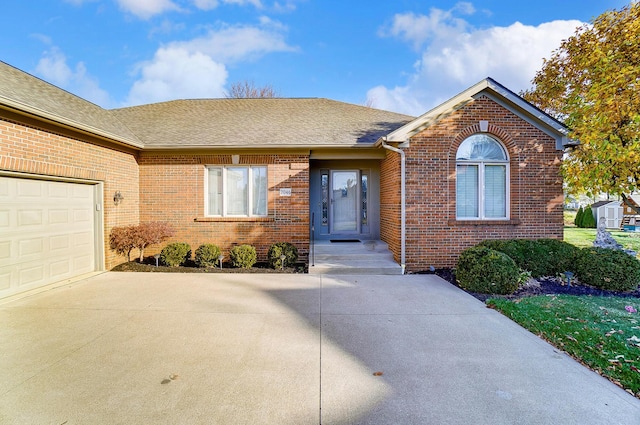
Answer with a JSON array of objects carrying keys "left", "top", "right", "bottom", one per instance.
[{"left": 330, "top": 239, "right": 360, "bottom": 243}]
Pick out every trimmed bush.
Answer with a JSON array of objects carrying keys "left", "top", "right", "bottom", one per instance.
[
  {"left": 581, "top": 206, "right": 596, "bottom": 228},
  {"left": 456, "top": 246, "right": 522, "bottom": 295},
  {"left": 268, "top": 242, "right": 298, "bottom": 269},
  {"left": 160, "top": 242, "right": 191, "bottom": 267},
  {"left": 480, "top": 238, "right": 580, "bottom": 278},
  {"left": 194, "top": 244, "right": 222, "bottom": 268},
  {"left": 229, "top": 244, "right": 257, "bottom": 269},
  {"left": 574, "top": 206, "right": 584, "bottom": 227},
  {"left": 575, "top": 247, "right": 640, "bottom": 292}
]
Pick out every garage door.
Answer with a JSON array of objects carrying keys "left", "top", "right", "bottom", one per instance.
[{"left": 0, "top": 176, "right": 97, "bottom": 299}]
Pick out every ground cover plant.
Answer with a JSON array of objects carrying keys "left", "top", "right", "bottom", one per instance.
[{"left": 487, "top": 295, "right": 640, "bottom": 397}]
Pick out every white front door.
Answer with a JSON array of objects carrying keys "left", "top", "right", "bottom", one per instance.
[{"left": 330, "top": 170, "right": 360, "bottom": 234}]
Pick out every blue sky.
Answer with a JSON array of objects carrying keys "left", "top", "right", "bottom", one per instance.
[{"left": 0, "top": 0, "right": 631, "bottom": 114}]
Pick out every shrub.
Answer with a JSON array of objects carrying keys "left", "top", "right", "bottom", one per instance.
[
  {"left": 456, "top": 246, "right": 522, "bottom": 295},
  {"left": 194, "top": 244, "right": 222, "bottom": 268},
  {"left": 109, "top": 225, "right": 137, "bottom": 261},
  {"left": 109, "top": 221, "right": 174, "bottom": 262},
  {"left": 229, "top": 244, "right": 257, "bottom": 269},
  {"left": 268, "top": 242, "right": 298, "bottom": 269},
  {"left": 574, "top": 206, "right": 584, "bottom": 227},
  {"left": 575, "top": 247, "right": 640, "bottom": 292},
  {"left": 480, "top": 239, "right": 580, "bottom": 278},
  {"left": 581, "top": 206, "right": 596, "bottom": 228},
  {"left": 160, "top": 242, "right": 191, "bottom": 267}
]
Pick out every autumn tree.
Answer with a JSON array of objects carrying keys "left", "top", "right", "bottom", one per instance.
[
  {"left": 109, "top": 222, "right": 175, "bottom": 262},
  {"left": 225, "top": 80, "right": 279, "bottom": 98},
  {"left": 523, "top": 3, "right": 640, "bottom": 208}
]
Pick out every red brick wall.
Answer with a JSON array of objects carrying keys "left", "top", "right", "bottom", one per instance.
[
  {"left": 384, "top": 96, "right": 564, "bottom": 271},
  {"left": 380, "top": 150, "right": 401, "bottom": 261},
  {"left": 0, "top": 116, "right": 140, "bottom": 269},
  {"left": 138, "top": 152, "right": 310, "bottom": 262}
]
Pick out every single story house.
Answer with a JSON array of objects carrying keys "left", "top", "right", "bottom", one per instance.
[{"left": 0, "top": 61, "right": 567, "bottom": 298}]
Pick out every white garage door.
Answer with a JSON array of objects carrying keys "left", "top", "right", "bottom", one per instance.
[{"left": 0, "top": 176, "right": 97, "bottom": 299}]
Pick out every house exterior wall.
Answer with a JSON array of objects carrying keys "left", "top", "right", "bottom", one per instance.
[
  {"left": 380, "top": 150, "right": 402, "bottom": 259},
  {"left": 0, "top": 115, "right": 140, "bottom": 269},
  {"left": 138, "top": 152, "right": 310, "bottom": 262},
  {"left": 383, "top": 95, "right": 564, "bottom": 271}
]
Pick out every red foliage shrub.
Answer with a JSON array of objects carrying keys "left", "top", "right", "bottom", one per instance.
[{"left": 109, "top": 222, "right": 175, "bottom": 262}]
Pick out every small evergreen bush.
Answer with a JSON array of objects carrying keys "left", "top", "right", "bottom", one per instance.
[
  {"left": 456, "top": 246, "right": 522, "bottom": 295},
  {"left": 194, "top": 244, "right": 222, "bottom": 268},
  {"left": 574, "top": 206, "right": 584, "bottom": 227},
  {"left": 268, "top": 242, "right": 298, "bottom": 269},
  {"left": 229, "top": 244, "right": 257, "bottom": 269},
  {"left": 480, "top": 239, "right": 580, "bottom": 277},
  {"left": 575, "top": 247, "right": 640, "bottom": 292},
  {"left": 581, "top": 206, "right": 596, "bottom": 228},
  {"left": 160, "top": 242, "right": 191, "bottom": 267}
]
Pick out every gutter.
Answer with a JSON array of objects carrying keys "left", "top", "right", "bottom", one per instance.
[{"left": 381, "top": 138, "right": 406, "bottom": 275}]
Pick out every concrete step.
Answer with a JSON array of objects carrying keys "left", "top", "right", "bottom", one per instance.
[{"left": 308, "top": 240, "right": 402, "bottom": 275}]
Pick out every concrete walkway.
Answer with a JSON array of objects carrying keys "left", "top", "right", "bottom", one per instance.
[{"left": 1, "top": 272, "right": 639, "bottom": 424}]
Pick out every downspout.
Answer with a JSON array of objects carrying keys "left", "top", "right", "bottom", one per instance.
[{"left": 381, "top": 139, "right": 406, "bottom": 275}]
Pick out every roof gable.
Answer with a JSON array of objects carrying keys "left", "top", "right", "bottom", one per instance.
[{"left": 383, "top": 78, "right": 569, "bottom": 150}]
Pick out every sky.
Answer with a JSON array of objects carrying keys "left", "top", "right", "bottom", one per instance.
[{"left": 0, "top": 0, "right": 631, "bottom": 115}]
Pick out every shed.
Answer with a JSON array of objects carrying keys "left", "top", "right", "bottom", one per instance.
[{"left": 591, "top": 201, "right": 623, "bottom": 229}]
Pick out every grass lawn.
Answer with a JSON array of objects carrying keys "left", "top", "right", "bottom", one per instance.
[
  {"left": 564, "top": 226, "right": 640, "bottom": 255},
  {"left": 488, "top": 295, "right": 640, "bottom": 396}
]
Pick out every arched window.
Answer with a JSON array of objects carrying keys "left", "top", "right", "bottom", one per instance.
[{"left": 456, "top": 134, "right": 509, "bottom": 219}]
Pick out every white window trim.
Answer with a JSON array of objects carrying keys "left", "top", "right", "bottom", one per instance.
[
  {"left": 205, "top": 165, "right": 268, "bottom": 217},
  {"left": 456, "top": 135, "right": 510, "bottom": 221},
  {"left": 456, "top": 161, "right": 510, "bottom": 220}
]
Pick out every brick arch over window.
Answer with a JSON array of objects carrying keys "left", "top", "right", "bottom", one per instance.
[
  {"left": 447, "top": 123, "right": 518, "bottom": 222},
  {"left": 449, "top": 123, "right": 516, "bottom": 158}
]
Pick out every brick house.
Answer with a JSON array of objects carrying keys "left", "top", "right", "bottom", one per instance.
[{"left": 0, "top": 61, "right": 567, "bottom": 298}]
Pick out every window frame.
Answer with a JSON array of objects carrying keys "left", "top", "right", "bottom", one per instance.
[
  {"left": 205, "top": 165, "right": 268, "bottom": 217},
  {"left": 455, "top": 135, "right": 510, "bottom": 221}
]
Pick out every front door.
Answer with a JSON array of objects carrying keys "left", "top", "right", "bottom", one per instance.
[{"left": 330, "top": 170, "right": 360, "bottom": 234}]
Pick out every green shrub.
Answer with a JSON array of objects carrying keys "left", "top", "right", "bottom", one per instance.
[
  {"left": 456, "top": 246, "right": 522, "bottom": 295},
  {"left": 479, "top": 239, "right": 580, "bottom": 278},
  {"left": 574, "top": 206, "right": 584, "bottom": 227},
  {"left": 575, "top": 247, "right": 640, "bottom": 292},
  {"left": 267, "top": 242, "right": 298, "bottom": 269},
  {"left": 194, "top": 244, "right": 222, "bottom": 268},
  {"left": 229, "top": 244, "right": 257, "bottom": 269},
  {"left": 160, "top": 242, "right": 191, "bottom": 267},
  {"left": 581, "top": 206, "right": 596, "bottom": 228},
  {"left": 536, "top": 239, "right": 581, "bottom": 276}
]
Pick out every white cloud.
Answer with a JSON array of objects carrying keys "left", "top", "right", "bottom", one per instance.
[
  {"left": 370, "top": 5, "right": 582, "bottom": 115},
  {"left": 115, "top": 0, "right": 181, "bottom": 19},
  {"left": 35, "top": 47, "right": 112, "bottom": 107},
  {"left": 126, "top": 48, "right": 228, "bottom": 105},
  {"left": 192, "top": 0, "right": 218, "bottom": 10},
  {"left": 170, "top": 23, "right": 294, "bottom": 63}
]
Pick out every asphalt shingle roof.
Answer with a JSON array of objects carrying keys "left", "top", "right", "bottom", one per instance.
[
  {"left": 0, "top": 61, "right": 141, "bottom": 147},
  {"left": 110, "top": 98, "right": 415, "bottom": 149}
]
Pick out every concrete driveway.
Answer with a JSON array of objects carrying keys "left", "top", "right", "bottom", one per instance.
[{"left": 1, "top": 272, "right": 639, "bottom": 424}]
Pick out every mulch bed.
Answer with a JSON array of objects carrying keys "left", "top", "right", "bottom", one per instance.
[
  {"left": 111, "top": 259, "right": 308, "bottom": 274},
  {"left": 413, "top": 268, "right": 640, "bottom": 302}
]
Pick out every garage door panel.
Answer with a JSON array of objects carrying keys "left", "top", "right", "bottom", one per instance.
[{"left": 0, "top": 176, "right": 98, "bottom": 299}]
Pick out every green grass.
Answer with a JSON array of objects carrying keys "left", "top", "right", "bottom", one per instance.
[
  {"left": 488, "top": 295, "right": 640, "bottom": 396},
  {"left": 564, "top": 226, "right": 640, "bottom": 255}
]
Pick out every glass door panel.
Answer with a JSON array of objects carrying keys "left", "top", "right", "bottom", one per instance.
[{"left": 330, "top": 170, "right": 359, "bottom": 233}]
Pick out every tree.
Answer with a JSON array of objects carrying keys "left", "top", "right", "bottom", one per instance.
[
  {"left": 574, "top": 206, "right": 584, "bottom": 227},
  {"left": 225, "top": 80, "right": 279, "bottom": 98},
  {"left": 523, "top": 4, "right": 640, "bottom": 210},
  {"left": 109, "top": 222, "right": 175, "bottom": 262}
]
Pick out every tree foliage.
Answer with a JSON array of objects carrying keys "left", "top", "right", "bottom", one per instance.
[
  {"left": 109, "top": 222, "right": 175, "bottom": 262},
  {"left": 523, "top": 4, "right": 640, "bottom": 202},
  {"left": 226, "top": 80, "right": 279, "bottom": 98}
]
